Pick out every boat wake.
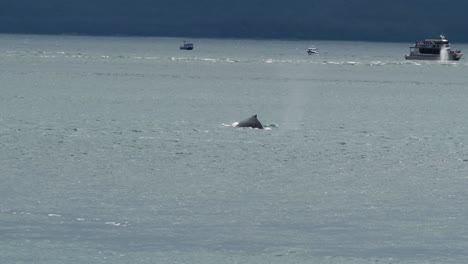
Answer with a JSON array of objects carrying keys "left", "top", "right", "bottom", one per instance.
[{"left": 3, "top": 49, "right": 467, "bottom": 68}]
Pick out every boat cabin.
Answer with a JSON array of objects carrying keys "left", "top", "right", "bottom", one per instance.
[{"left": 411, "top": 38, "right": 450, "bottom": 55}]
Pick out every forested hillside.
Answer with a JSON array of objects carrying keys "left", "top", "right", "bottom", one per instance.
[{"left": 1, "top": 0, "right": 466, "bottom": 42}]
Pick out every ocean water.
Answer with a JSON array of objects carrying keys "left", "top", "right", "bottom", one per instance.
[{"left": 1, "top": 34, "right": 467, "bottom": 264}]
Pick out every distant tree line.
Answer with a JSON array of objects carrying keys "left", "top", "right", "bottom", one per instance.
[{"left": 1, "top": 0, "right": 467, "bottom": 42}]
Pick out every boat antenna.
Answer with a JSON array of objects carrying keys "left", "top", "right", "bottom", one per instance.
[{"left": 440, "top": 33, "right": 445, "bottom": 40}]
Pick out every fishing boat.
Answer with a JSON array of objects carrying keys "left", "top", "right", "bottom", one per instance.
[
  {"left": 405, "top": 35, "right": 462, "bottom": 61},
  {"left": 180, "top": 41, "right": 194, "bottom": 50}
]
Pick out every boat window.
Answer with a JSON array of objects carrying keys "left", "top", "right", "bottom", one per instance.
[{"left": 419, "top": 48, "right": 440, "bottom": 54}]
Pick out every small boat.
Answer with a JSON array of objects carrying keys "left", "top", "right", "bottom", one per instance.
[
  {"left": 405, "top": 35, "right": 463, "bottom": 61},
  {"left": 307, "top": 47, "right": 319, "bottom": 55},
  {"left": 180, "top": 41, "right": 194, "bottom": 50}
]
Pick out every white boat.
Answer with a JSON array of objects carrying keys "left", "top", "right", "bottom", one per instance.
[
  {"left": 307, "top": 47, "right": 319, "bottom": 55},
  {"left": 405, "top": 35, "right": 462, "bottom": 61},
  {"left": 180, "top": 41, "right": 194, "bottom": 50}
]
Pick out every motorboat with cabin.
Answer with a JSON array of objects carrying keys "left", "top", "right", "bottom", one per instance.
[
  {"left": 307, "top": 47, "right": 319, "bottom": 55},
  {"left": 405, "top": 35, "right": 462, "bottom": 61},
  {"left": 180, "top": 41, "right": 194, "bottom": 50}
]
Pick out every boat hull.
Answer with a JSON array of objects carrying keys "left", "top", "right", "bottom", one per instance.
[{"left": 405, "top": 53, "right": 463, "bottom": 61}]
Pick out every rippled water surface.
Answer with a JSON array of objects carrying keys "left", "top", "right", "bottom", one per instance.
[{"left": 1, "top": 34, "right": 468, "bottom": 263}]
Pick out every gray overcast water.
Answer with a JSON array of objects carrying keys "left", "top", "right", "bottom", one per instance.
[{"left": 1, "top": 35, "right": 468, "bottom": 263}]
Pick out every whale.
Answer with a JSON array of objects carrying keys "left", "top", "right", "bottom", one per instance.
[{"left": 236, "top": 114, "right": 264, "bottom": 129}]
